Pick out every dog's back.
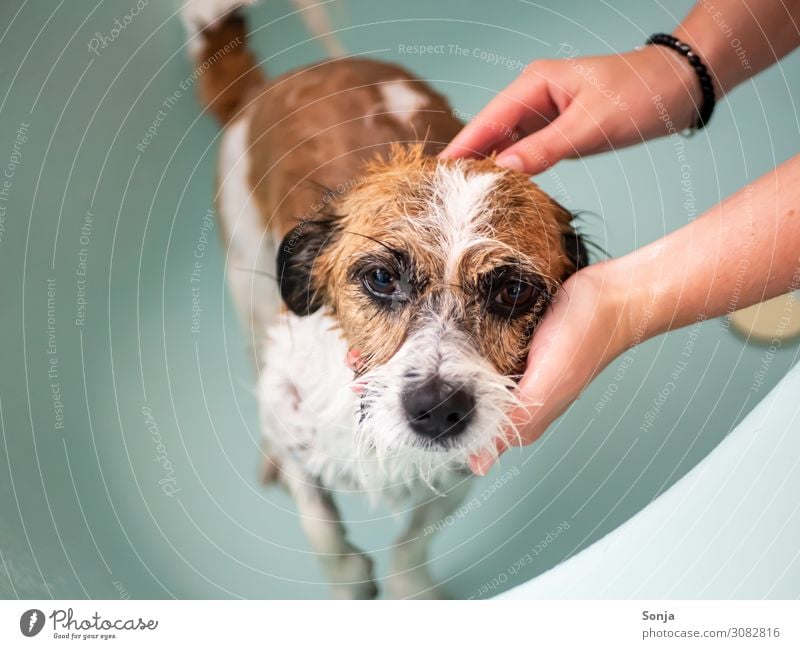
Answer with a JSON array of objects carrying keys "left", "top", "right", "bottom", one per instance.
[{"left": 187, "top": 5, "right": 461, "bottom": 242}]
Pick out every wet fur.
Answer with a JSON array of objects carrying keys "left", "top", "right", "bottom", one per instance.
[{"left": 184, "top": 0, "right": 586, "bottom": 598}]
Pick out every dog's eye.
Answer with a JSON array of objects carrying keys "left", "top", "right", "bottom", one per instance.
[
  {"left": 363, "top": 267, "right": 398, "bottom": 297},
  {"left": 495, "top": 279, "right": 535, "bottom": 308}
]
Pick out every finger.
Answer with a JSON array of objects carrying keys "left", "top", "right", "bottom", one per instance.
[
  {"left": 505, "top": 396, "right": 541, "bottom": 446},
  {"left": 483, "top": 108, "right": 563, "bottom": 157},
  {"left": 500, "top": 327, "right": 564, "bottom": 445},
  {"left": 469, "top": 451, "right": 494, "bottom": 476},
  {"left": 495, "top": 106, "right": 600, "bottom": 173},
  {"left": 488, "top": 133, "right": 519, "bottom": 156},
  {"left": 467, "top": 331, "right": 559, "bottom": 475},
  {"left": 503, "top": 397, "right": 546, "bottom": 447},
  {"left": 468, "top": 428, "right": 514, "bottom": 476},
  {"left": 345, "top": 348, "right": 362, "bottom": 371},
  {"left": 469, "top": 384, "right": 545, "bottom": 474},
  {"left": 441, "top": 74, "right": 556, "bottom": 159},
  {"left": 503, "top": 338, "right": 579, "bottom": 449},
  {"left": 347, "top": 349, "right": 367, "bottom": 394},
  {"left": 440, "top": 108, "right": 519, "bottom": 160}
]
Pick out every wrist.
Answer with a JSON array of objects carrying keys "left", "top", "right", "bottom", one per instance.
[
  {"left": 647, "top": 33, "right": 716, "bottom": 129},
  {"left": 673, "top": 24, "right": 726, "bottom": 98},
  {"left": 634, "top": 44, "right": 703, "bottom": 133},
  {"left": 594, "top": 254, "right": 664, "bottom": 354},
  {"left": 574, "top": 258, "right": 648, "bottom": 362}
]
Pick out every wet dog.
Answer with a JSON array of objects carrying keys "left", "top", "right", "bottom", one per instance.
[{"left": 182, "top": 0, "right": 586, "bottom": 598}]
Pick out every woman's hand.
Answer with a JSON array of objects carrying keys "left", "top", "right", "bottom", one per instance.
[
  {"left": 469, "top": 260, "right": 637, "bottom": 475},
  {"left": 442, "top": 0, "right": 800, "bottom": 174},
  {"left": 469, "top": 152, "right": 800, "bottom": 475},
  {"left": 441, "top": 45, "right": 701, "bottom": 175}
]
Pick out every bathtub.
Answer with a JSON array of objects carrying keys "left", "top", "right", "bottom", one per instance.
[
  {"left": 499, "top": 361, "right": 800, "bottom": 599},
  {"left": 1, "top": 0, "right": 799, "bottom": 600}
]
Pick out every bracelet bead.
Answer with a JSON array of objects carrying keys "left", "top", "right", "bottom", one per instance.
[{"left": 646, "top": 33, "right": 716, "bottom": 130}]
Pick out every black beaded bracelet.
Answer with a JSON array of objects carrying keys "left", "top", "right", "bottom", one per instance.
[{"left": 646, "top": 33, "right": 716, "bottom": 130}]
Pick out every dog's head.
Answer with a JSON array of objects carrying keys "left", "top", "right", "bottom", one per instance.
[{"left": 277, "top": 145, "right": 587, "bottom": 467}]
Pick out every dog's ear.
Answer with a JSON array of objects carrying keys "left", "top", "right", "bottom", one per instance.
[
  {"left": 562, "top": 224, "right": 589, "bottom": 278},
  {"left": 553, "top": 203, "right": 590, "bottom": 280},
  {"left": 276, "top": 216, "right": 339, "bottom": 315}
]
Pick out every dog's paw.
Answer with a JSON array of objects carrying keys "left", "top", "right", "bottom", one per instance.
[
  {"left": 386, "top": 568, "right": 447, "bottom": 600},
  {"left": 331, "top": 579, "right": 378, "bottom": 600},
  {"left": 329, "top": 553, "right": 377, "bottom": 600}
]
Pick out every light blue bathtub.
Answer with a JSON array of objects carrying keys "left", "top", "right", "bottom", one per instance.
[
  {"left": 1, "top": 0, "right": 799, "bottom": 600},
  {"left": 500, "top": 361, "right": 800, "bottom": 598}
]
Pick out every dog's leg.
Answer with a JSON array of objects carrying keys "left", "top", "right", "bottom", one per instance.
[
  {"left": 259, "top": 442, "right": 282, "bottom": 484},
  {"left": 388, "top": 477, "right": 472, "bottom": 599},
  {"left": 280, "top": 463, "right": 377, "bottom": 599}
]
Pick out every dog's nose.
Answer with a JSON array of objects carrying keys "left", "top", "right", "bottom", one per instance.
[{"left": 402, "top": 379, "right": 475, "bottom": 440}]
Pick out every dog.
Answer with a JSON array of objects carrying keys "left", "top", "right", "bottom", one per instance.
[{"left": 181, "top": 0, "right": 587, "bottom": 598}]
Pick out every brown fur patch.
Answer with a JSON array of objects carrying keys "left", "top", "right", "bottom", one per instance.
[{"left": 244, "top": 59, "right": 462, "bottom": 240}]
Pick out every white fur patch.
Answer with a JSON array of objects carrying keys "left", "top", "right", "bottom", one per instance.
[
  {"left": 258, "top": 312, "right": 366, "bottom": 486},
  {"left": 356, "top": 309, "right": 518, "bottom": 482},
  {"left": 380, "top": 80, "right": 429, "bottom": 123},
  {"left": 428, "top": 163, "right": 501, "bottom": 281},
  {"left": 217, "top": 112, "right": 280, "bottom": 339},
  {"left": 181, "top": 0, "right": 254, "bottom": 32},
  {"left": 181, "top": 0, "right": 256, "bottom": 58},
  {"left": 257, "top": 311, "right": 514, "bottom": 497},
  {"left": 258, "top": 311, "right": 484, "bottom": 501}
]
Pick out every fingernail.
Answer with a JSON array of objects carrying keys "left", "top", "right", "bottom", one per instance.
[
  {"left": 495, "top": 153, "right": 524, "bottom": 172},
  {"left": 345, "top": 349, "right": 361, "bottom": 371}
]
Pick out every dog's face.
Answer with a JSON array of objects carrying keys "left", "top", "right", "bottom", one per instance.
[{"left": 278, "top": 146, "right": 586, "bottom": 466}]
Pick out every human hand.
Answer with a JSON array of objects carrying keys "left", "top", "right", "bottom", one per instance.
[
  {"left": 469, "top": 260, "right": 636, "bottom": 475},
  {"left": 441, "top": 45, "right": 701, "bottom": 174}
]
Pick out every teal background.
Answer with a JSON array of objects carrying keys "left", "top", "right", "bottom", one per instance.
[{"left": 0, "top": 0, "right": 798, "bottom": 599}]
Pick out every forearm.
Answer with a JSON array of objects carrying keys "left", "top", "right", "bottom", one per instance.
[
  {"left": 675, "top": 0, "right": 800, "bottom": 97},
  {"left": 615, "top": 153, "right": 800, "bottom": 344}
]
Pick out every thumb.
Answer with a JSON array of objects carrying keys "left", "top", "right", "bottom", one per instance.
[
  {"left": 467, "top": 340, "right": 554, "bottom": 476},
  {"left": 495, "top": 107, "right": 592, "bottom": 174}
]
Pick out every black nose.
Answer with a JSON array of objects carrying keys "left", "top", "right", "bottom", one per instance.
[{"left": 402, "top": 379, "right": 475, "bottom": 440}]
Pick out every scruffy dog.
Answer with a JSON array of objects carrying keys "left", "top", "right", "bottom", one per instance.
[{"left": 182, "top": 0, "right": 586, "bottom": 598}]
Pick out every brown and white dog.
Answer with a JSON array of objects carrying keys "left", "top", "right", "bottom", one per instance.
[{"left": 182, "top": 0, "right": 587, "bottom": 598}]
